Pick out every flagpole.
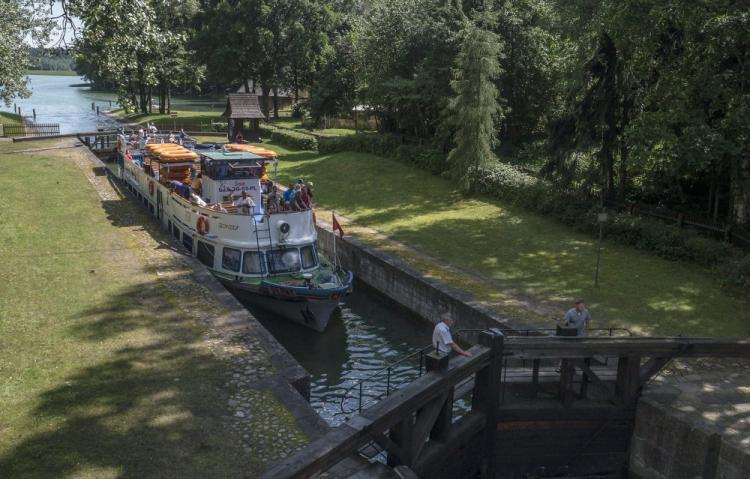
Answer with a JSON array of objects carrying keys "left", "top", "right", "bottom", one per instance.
[{"left": 333, "top": 211, "right": 338, "bottom": 271}]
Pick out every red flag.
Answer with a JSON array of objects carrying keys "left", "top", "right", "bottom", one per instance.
[{"left": 332, "top": 213, "right": 344, "bottom": 238}]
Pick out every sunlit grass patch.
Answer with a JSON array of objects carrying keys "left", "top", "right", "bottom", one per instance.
[{"left": 267, "top": 141, "right": 750, "bottom": 337}]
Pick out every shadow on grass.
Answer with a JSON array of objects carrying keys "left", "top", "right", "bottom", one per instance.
[{"left": 0, "top": 279, "right": 249, "bottom": 479}]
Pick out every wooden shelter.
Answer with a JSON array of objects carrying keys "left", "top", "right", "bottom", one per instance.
[{"left": 222, "top": 93, "right": 266, "bottom": 141}]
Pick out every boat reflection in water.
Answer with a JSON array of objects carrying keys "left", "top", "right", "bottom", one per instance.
[{"left": 238, "top": 280, "right": 432, "bottom": 426}]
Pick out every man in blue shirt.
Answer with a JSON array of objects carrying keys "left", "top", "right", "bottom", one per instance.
[
  {"left": 563, "top": 299, "right": 592, "bottom": 336},
  {"left": 283, "top": 183, "right": 295, "bottom": 208}
]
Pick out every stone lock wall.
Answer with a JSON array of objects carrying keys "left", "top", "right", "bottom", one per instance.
[{"left": 315, "top": 225, "right": 524, "bottom": 338}]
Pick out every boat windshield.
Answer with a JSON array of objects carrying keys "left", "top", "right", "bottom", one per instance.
[
  {"left": 267, "top": 249, "right": 301, "bottom": 274},
  {"left": 204, "top": 160, "right": 261, "bottom": 180}
]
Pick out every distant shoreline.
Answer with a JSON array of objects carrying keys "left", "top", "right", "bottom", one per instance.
[{"left": 25, "top": 70, "right": 79, "bottom": 77}]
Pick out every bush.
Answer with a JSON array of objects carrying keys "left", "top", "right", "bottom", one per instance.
[
  {"left": 722, "top": 255, "right": 750, "bottom": 288},
  {"left": 260, "top": 124, "right": 317, "bottom": 150},
  {"left": 319, "top": 134, "right": 446, "bottom": 174},
  {"left": 684, "top": 236, "right": 736, "bottom": 266}
]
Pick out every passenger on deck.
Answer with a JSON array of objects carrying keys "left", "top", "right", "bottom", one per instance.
[
  {"left": 283, "top": 183, "right": 296, "bottom": 210},
  {"left": 293, "top": 184, "right": 305, "bottom": 211},
  {"left": 297, "top": 184, "right": 311, "bottom": 209},
  {"left": 190, "top": 193, "right": 207, "bottom": 207},
  {"left": 266, "top": 186, "right": 280, "bottom": 213},
  {"left": 210, "top": 203, "right": 228, "bottom": 213},
  {"left": 191, "top": 173, "right": 202, "bottom": 195},
  {"left": 233, "top": 190, "right": 255, "bottom": 215}
]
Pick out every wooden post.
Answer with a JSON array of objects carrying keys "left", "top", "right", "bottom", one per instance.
[
  {"left": 472, "top": 329, "right": 504, "bottom": 479},
  {"left": 580, "top": 357, "right": 591, "bottom": 399},
  {"left": 615, "top": 355, "right": 641, "bottom": 406},
  {"left": 32, "top": 109, "right": 36, "bottom": 119},
  {"left": 425, "top": 351, "right": 452, "bottom": 442},
  {"left": 559, "top": 359, "right": 575, "bottom": 407}
]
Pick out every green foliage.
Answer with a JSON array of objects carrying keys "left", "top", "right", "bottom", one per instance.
[
  {"left": 0, "top": 0, "right": 39, "bottom": 106},
  {"left": 722, "top": 255, "right": 750, "bottom": 289},
  {"left": 318, "top": 134, "right": 446, "bottom": 174},
  {"left": 445, "top": 12, "right": 504, "bottom": 191},
  {"left": 259, "top": 124, "right": 318, "bottom": 150}
]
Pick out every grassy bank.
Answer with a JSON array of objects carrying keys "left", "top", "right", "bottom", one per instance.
[
  {"left": 0, "top": 111, "right": 23, "bottom": 126},
  {"left": 25, "top": 70, "right": 78, "bottom": 76},
  {"left": 0, "top": 139, "right": 297, "bottom": 477},
  {"left": 265, "top": 144, "right": 750, "bottom": 337}
]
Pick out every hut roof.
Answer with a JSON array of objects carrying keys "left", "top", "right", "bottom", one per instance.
[{"left": 222, "top": 93, "right": 266, "bottom": 119}]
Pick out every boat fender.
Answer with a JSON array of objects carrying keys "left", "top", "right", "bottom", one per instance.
[
  {"left": 148, "top": 181, "right": 155, "bottom": 196},
  {"left": 197, "top": 215, "right": 210, "bottom": 235},
  {"left": 277, "top": 220, "right": 290, "bottom": 235}
]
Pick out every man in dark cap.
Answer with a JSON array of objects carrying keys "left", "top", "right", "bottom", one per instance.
[{"left": 563, "top": 299, "right": 592, "bottom": 337}]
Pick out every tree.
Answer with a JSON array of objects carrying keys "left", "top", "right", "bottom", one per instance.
[
  {"left": 0, "top": 0, "right": 51, "bottom": 106},
  {"left": 445, "top": 9, "right": 504, "bottom": 190}
]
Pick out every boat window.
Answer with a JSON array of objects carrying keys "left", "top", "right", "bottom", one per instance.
[
  {"left": 267, "top": 249, "right": 301, "bottom": 274},
  {"left": 197, "top": 241, "right": 215, "bottom": 268},
  {"left": 301, "top": 245, "right": 318, "bottom": 269},
  {"left": 222, "top": 247, "right": 241, "bottom": 272},
  {"left": 182, "top": 233, "right": 193, "bottom": 252},
  {"left": 243, "top": 251, "right": 266, "bottom": 274},
  {"left": 172, "top": 223, "right": 180, "bottom": 239}
]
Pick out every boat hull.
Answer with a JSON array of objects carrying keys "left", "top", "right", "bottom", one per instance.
[{"left": 223, "top": 281, "right": 342, "bottom": 332}]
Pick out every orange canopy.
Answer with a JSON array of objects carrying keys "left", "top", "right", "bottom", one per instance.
[{"left": 224, "top": 143, "right": 278, "bottom": 159}]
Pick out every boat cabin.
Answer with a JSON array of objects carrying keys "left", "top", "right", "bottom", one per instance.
[{"left": 199, "top": 150, "right": 266, "bottom": 207}]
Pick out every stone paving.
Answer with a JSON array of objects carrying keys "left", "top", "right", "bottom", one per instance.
[{"left": 63, "top": 139, "right": 309, "bottom": 468}]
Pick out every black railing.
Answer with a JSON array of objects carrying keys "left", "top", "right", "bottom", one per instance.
[
  {"left": 338, "top": 326, "right": 633, "bottom": 417},
  {"left": 1, "top": 123, "right": 60, "bottom": 137}
]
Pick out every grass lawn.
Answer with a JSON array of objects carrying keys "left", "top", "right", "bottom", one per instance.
[
  {"left": 271, "top": 118, "right": 357, "bottom": 137},
  {"left": 25, "top": 70, "right": 78, "bottom": 76},
  {"left": 0, "top": 111, "right": 23, "bottom": 126},
  {"left": 0, "top": 140, "right": 290, "bottom": 477},
  {"left": 262, "top": 143, "right": 750, "bottom": 337}
]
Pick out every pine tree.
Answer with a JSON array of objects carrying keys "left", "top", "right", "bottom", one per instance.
[{"left": 446, "top": 11, "right": 503, "bottom": 191}]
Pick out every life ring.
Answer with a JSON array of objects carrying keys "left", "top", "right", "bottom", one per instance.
[
  {"left": 148, "top": 181, "right": 155, "bottom": 196},
  {"left": 235, "top": 131, "right": 244, "bottom": 142},
  {"left": 197, "top": 215, "right": 209, "bottom": 235}
]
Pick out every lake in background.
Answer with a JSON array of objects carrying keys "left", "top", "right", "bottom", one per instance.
[{"left": 1, "top": 75, "right": 120, "bottom": 134}]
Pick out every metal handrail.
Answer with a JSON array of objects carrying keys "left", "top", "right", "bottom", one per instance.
[{"left": 337, "top": 326, "right": 633, "bottom": 416}]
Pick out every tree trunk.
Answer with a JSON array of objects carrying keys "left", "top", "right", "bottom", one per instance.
[
  {"left": 260, "top": 84, "right": 270, "bottom": 117},
  {"left": 243, "top": 77, "right": 250, "bottom": 93},
  {"left": 167, "top": 84, "right": 171, "bottom": 114},
  {"left": 293, "top": 69, "right": 299, "bottom": 103},
  {"left": 272, "top": 87, "right": 279, "bottom": 119},
  {"left": 731, "top": 156, "right": 750, "bottom": 226}
]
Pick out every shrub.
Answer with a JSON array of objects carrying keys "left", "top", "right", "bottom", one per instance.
[
  {"left": 319, "top": 134, "right": 446, "bottom": 174},
  {"left": 723, "top": 255, "right": 750, "bottom": 288},
  {"left": 260, "top": 124, "right": 317, "bottom": 151},
  {"left": 684, "top": 236, "right": 736, "bottom": 267}
]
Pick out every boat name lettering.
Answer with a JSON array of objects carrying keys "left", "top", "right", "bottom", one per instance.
[
  {"left": 218, "top": 223, "right": 239, "bottom": 231},
  {"left": 218, "top": 182, "right": 257, "bottom": 194}
]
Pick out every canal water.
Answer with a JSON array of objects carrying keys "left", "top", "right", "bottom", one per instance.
[
  {"left": 241, "top": 281, "right": 434, "bottom": 426},
  {"left": 2, "top": 75, "right": 120, "bottom": 134}
]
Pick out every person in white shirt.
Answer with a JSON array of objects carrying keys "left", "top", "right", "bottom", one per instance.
[
  {"left": 232, "top": 190, "right": 256, "bottom": 215},
  {"left": 432, "top": 315, "right": 472, "bottom": 357}
]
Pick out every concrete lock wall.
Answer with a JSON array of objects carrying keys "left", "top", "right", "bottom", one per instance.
[
  {"left": 629, "top": 397, "right": 750, "bottom": 479},
  {"left": 315, "top": 225, "right": 524, "bottom": 339}
]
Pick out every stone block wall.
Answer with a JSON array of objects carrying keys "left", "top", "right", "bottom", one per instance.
[{"left": 630, "top": 393, "right": 750, "bottom": 479}]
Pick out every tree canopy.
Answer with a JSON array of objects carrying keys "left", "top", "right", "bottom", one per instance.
[{"left": 6, "top": 0, "right": 750, "bottom": 227}]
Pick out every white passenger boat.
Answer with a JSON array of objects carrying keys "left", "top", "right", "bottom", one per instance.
[{"left": 114, "top": 134, "right": 353, "bottom": 332}]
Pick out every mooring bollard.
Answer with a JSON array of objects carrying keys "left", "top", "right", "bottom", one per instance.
[
  {"left": 91, "top": 102, "right": 95, "bottom": 111},
  {"left": 96, "top": 106, "right": 100, "bottom": 115},
  {"left": 32, "top": 109, "right": 36, "bottom": 119}
]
